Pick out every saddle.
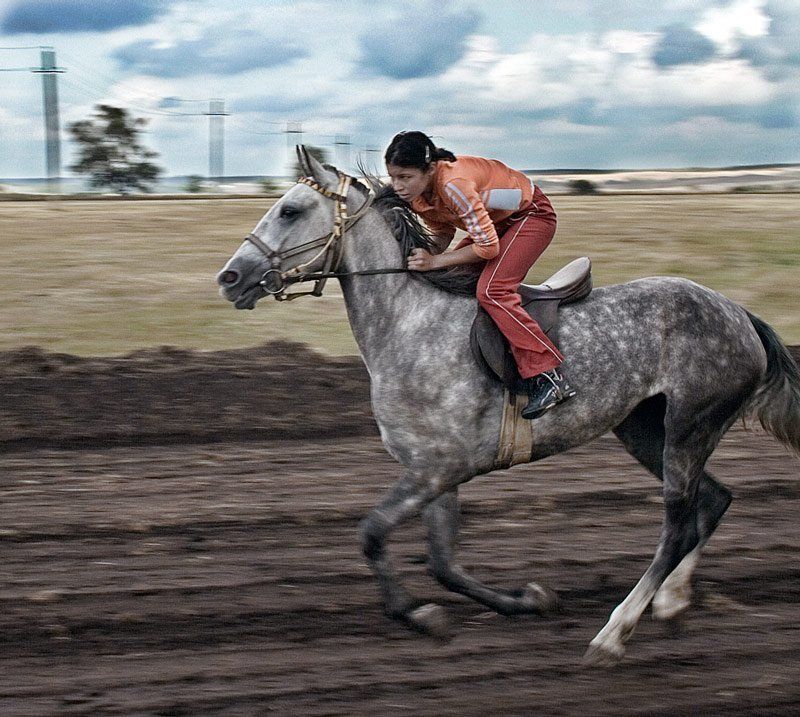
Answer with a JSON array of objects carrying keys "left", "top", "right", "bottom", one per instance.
[{"left": 470, "top": 257, "right": 592, "bottom": 389}]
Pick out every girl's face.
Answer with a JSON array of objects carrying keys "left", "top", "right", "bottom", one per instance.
[{"left": 386, "top": 163, "right": 434, "bottom": 203}]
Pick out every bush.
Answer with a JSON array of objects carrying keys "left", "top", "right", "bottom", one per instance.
[
  {"left": 567, "top": 179, "right": 599, "bottom": 195},
  {"left": 259, "top": 178, "right": 282, "bottom": 194},
  {"left": 184, "top": 175, "right": 204, "bottom": 193}
]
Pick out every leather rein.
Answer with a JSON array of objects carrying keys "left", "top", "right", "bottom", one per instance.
[{"left": 245, "top": 172, "right": 408, "bottom": 301}]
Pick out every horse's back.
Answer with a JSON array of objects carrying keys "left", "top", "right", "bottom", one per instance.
[
  {"left": 542, "top": 276, "right": 766, "bottom": 448},
  {"left": 560, "top": 276, "right": 761, "bottom": 361}
]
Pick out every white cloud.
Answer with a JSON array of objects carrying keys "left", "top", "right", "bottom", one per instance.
[
  {"left": 601, "top": 30, "right": 658, "bottom": 54},
  {"left": 442, "top": 33, "right": 616, "bottom": 111},
  {"left": 614, "top": 58, "right": 774, "bottom": 106},
  {"left": 532, "top": 118, "right": 610, "bottom": 136},
  {"left": 1, "top": 0, "right": 798, "bottom": 176},
  {"left": 696, "top": 0, "right": 771, "bottom": 53},
  {"left": 442, "top": 31, "right": 773, "bottom": 112}
]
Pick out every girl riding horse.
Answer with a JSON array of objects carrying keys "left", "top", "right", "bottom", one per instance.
[{"left": 384, "top": 131, "right": 574, "bottom": 419}]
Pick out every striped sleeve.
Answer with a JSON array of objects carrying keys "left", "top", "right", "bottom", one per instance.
[{"left": 441, "top": 178, "right": 499, "bottom": 259}]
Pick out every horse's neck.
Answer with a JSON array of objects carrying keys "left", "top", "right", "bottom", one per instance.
[{"left": 337, "top": 213, "right": 464, "bottom": 369}]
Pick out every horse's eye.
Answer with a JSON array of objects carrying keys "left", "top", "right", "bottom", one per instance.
[{"left": 281, "top": 205, "right": 301, "bottom": 219}]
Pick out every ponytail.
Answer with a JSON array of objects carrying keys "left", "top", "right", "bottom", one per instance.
[
  {"left": 384, "top": 131, "right": 456, "bottom": 170},
  {"left": 431, "top": 146, "right": 457, "bottom": 162}
]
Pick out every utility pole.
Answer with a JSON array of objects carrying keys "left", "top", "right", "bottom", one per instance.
[
  {"left": 31, "top": 47, "right": 64, "bottom": 192},
  {"left": 285, "top": 121, "right": 303, "bottom": 175},
  {"left": 205, "top": 98, "right": 228, "bottom": 183},
  {"left": 334, "top": 134, "right": 350, "bottom": 173}
]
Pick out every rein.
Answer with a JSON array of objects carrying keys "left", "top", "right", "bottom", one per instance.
[{"left": 245, "top": 172, "right": 410, "bottom": 301}]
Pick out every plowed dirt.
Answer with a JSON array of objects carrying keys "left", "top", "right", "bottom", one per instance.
[{"left": 1, "top": 344, "right": 798, "bottom": 715}]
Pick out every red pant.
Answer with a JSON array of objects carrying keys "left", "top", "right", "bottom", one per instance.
[{"left": 476, "top": 185, "right": 562, "bottom": 379}]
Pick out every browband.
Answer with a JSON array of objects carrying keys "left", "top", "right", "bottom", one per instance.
[{"left": 297, "top": 176, "right": 347, "bottom": 202}]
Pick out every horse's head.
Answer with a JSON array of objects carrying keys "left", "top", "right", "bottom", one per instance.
[{"left": 217, "top": 145, "right": 370, "bottom": 308}]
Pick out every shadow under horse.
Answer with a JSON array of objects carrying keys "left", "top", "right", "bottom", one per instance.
[{"left": 217, "top": 147, "right": 800, "bottom": 666}]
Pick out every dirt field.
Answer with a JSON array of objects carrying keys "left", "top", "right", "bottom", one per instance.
[{"left": 1, "top": 344, "right": 799, "bottom": 716}]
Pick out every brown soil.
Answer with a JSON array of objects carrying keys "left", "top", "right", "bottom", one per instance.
[
  {"left": 0, "top": 342, "right": 376, "bottom": 452},
  {"left": 0, "top": 343, "right": 799, "bottom": 715}
]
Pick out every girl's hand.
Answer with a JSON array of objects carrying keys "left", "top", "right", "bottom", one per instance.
[{"left": 407, "top": 248, "right": 440, "bottom": 272}]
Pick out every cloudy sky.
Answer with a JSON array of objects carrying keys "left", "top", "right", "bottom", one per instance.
[{"left": 1, "top": 0, "right": 798, "bottom": 178}]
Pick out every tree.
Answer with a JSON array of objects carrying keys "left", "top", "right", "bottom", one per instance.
[
  {"left": 291, "top": 145, "right": 328, "bottom": 180},
  {"left": 69, "top": 105, "right": 162, "bottom": 194}
]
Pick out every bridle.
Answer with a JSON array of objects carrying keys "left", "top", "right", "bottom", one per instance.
[{"left": 245, "top": 171, "right": 408, "bottom": 301}]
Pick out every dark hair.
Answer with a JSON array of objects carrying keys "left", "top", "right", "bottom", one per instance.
[
  {"left": 355, "top": 172, "right": 481, "bottom": 297},
  {"left": 384, "top": 131, "right": 457, "bottom": 170}
]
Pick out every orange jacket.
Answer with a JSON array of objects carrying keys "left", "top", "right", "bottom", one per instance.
[{"left": 410, "top": 155, "right": 534, "bottom": 259}]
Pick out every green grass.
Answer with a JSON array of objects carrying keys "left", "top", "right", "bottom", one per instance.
[{"left": 0, "top": 194, "right": 797, "bottom": 356}]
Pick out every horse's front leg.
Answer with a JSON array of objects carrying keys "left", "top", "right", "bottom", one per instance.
[
  {"left": 359, "top": 471, "right": 450, "bottom": 638},
  {"left": 425, "top": 489, "right": 557, "bottom": 615}
]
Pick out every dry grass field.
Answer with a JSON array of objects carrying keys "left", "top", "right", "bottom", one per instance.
[{"left": 0, "top": 194, "right": 797, "bottom": 356}]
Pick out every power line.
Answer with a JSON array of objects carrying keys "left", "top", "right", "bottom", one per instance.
[
  {"left": 227, "top": 116, "right": 284, "bottom": 136},
  {"left": 60, "top": 77, "right": 207, "bottom": 117},
  {"left": 58, "top": 49, "right": 174, "bottom": 105},
  {"left": 57, "top": 50, "right": 217, "bottom": 116},
  {"left": 4, "top": 44, "right": 379, "bottom": 179}
]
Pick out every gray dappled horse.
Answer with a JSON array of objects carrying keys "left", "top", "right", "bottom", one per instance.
[{"left": 217, "top": 147, "right": 800, "bottom": 666}]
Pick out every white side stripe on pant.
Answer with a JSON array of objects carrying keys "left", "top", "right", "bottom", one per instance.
[{"left": 482, "top": 216, "right": 561, "bottom": 362}]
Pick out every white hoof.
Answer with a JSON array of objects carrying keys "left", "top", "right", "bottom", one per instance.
[
  {"left": 652, "top": 588, "right": 691, "bottom": 620},
  {"left": 653, "top": 548, "right": 699, "bottom": 620},
  {"left": 521, "top": 582, "right": 559, "bottom": 613},
  {"left": 583, "top": 637, "right": 626, "bottom": 667},
  {"left": 407, "top": 603, "right": 450, "bottom": 641}
]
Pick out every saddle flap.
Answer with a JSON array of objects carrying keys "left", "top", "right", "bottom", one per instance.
[
  {"left": 470, "top": 307, "right": 517, "bottom": 387},
  {"left": 471, "top": 301, "right": 560, "bottom": 389},
  {"left": 470, "top": 257, "right": 592, "bottom": 387}
]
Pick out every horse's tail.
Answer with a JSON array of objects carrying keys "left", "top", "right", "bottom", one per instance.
[{"left": 744, "top": 311, "right": 800, "bottom": 455}]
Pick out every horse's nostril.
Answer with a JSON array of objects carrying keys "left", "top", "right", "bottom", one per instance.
[{"left": 219, "top": 270, "right": 239, "bottom": 285}]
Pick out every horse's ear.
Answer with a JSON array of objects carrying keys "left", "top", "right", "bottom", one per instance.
[
  {"left": 296, "top": 144, "right": 338, "bottom": 187},
  {"left": 296, "top": 145, "right": 313, "bottom": 178}
]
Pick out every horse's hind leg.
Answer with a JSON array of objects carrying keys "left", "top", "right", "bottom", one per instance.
[
  {"left": 424, "top": 489, "right": 557, "bottom": 615},
  {"left": 652, "top": 475, "right": 731, "bottom": 619},
  {"left": 612, "top": 395, "right": 732, "bottom": 620},
  {"left": 586, "top": 406, "right": 728, "bottom": 666}
]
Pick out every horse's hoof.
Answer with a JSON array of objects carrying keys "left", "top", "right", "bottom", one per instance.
[
  {"left": 652, "top": 598, "right": 690, "bottom": 621},
  {"left": 583, "top": 639, "right": 625, "bottom": 668},
  {"left": 407, "top": 603, "right": 450, "bottom": 641},
  {"left": 652, "top": 589, "right": 691, "bottom": 621},
  {"left": 521, "top": 582, "right": 559, "bottom": 614}
]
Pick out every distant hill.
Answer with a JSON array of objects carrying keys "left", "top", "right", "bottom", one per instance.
[{"left": 3, "top": 164, "right": 799, "bottom": 196}]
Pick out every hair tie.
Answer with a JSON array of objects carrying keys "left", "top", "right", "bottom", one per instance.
[{"left": 424, "top": 145, "right": 431, "bottom": 163}]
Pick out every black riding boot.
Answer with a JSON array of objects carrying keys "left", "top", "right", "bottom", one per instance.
[{"left": 521, "top": 367, "right": 577, "bottom": 420}]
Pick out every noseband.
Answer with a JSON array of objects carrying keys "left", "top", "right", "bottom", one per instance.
[{"left": 245, "top": 172, "right": 404, "bottom": 301}]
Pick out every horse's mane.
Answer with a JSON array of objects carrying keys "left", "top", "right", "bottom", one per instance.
[{"left": 353, "top": 173, "right": 480, "bottom": 297}]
